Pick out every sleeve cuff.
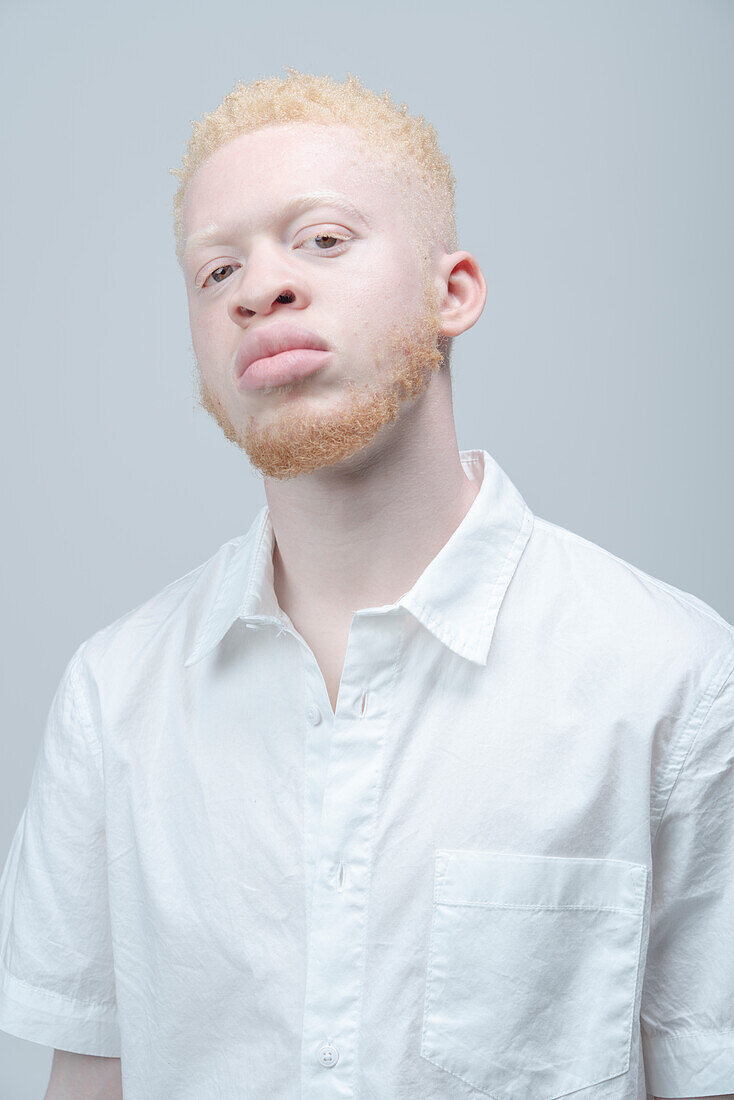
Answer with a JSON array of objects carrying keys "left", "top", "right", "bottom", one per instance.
[
  {"left": 0, "top": 958, "right": 121, "bottom": 1057},
  {"left": 642, "top": 1025, "right": 734, "bottom": 1097}
]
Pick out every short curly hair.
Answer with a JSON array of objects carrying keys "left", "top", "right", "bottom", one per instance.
[{"left": 169, "top": 68, "right": 458, "bottom": 273}]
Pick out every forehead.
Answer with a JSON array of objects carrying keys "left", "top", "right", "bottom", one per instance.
[{"left": 182, "top": 122, "right": 413, "bottom": 236}]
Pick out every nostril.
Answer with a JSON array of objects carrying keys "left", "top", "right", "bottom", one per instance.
[{"left": 277, "top": 291, "right": 295, "bottom": 303}]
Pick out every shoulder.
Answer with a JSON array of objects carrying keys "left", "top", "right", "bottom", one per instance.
[
  {"left": 75, "top": 534, "right": 247, "bottom": 686},
  {"left": 520, "top": 514, "right": 734, "bottom": 679}
]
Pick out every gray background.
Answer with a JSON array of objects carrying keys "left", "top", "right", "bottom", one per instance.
[{"left": 1, "top": 0, "right": 732, "bottom": 1094}]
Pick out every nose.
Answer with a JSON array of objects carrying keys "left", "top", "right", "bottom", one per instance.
[{"left": 227, "top": 239, "right": 309, "bottom": 322}]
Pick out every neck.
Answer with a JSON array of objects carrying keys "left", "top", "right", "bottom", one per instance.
[{"left": 264, "top": 373, "right": 480, "bottom": 622}]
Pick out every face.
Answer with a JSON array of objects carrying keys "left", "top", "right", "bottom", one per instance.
[{"left": 182, "top": 122, "right": 448, "bottom": 481}]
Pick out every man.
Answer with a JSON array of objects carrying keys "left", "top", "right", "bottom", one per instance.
[{"left": 0, "top": 69, "right": 732, "bottom": 1100}]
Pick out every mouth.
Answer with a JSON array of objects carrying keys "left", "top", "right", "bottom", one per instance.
[{"left": 236, "top": 347, "right": 334, "bottom": 392}]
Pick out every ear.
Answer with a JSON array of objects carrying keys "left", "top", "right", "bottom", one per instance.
[{"left": 435, "top": 251, "right": 487, "bottom": 338}]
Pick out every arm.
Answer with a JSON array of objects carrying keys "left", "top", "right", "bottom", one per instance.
[{"left": 44, "top": 1050, "right": 122, "bottom": 1100}]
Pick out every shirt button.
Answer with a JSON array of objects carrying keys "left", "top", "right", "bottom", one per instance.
[
  {"left": 307, "top": 704, "right": 322, "bottom": 725},
  {"left": 318, "top": 1042, "right": 339, "bottom": 1067}
]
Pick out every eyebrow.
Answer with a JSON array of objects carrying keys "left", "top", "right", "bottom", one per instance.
[{"left": 183, "top": 190, "right": 371, "bottom": 260}]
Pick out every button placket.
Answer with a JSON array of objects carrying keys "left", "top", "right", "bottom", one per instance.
[{"left": 300, "top": 612, "right": 401, "bottom": 1097}]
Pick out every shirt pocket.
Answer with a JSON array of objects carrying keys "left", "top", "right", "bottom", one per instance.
[{"left": 421, "top": 848, "right": 649, "bottom": 1100}]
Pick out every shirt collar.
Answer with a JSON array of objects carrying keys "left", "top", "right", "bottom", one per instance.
[{"left": 183, "top": 448, "right": 534, "bottom": 669}]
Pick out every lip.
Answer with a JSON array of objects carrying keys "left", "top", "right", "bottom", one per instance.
[
  {"left": 237, "top": 348, "right": 334, "bottom": 391},
  {"left": 234, "top": 322, "right": 331, "bottom": 383}
]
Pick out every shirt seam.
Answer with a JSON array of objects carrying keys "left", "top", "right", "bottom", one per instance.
[
  {"left": 68, "top": 640, "right": 105, "bottom": 779},
  {"left": 651, "top": 647, "right": 734, "bottom": 847},
  {"left": 641, "top": 1024, "right": 734, "bottom": 1038},
  {"left": 2, "top": 960, "right": 117, "bottom": 1012},
  {"left": 65, "top": 639, "right": 118, "bottom": 1000}
]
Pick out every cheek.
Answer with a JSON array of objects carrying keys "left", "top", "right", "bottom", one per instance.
[
  {"left": 350, "top": 241, "right": 421, "bottom": 317},
  {"left": 379, "top": 235, "right": 425, "bottom": 310},
  {"left": 341, "top": 259, "right": 425, "bottom": 354},
  {"left": 189, "top": 302, "right": 226, "bottom": 362}
]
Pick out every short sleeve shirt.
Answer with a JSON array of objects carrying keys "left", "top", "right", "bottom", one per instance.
[{"left": 1, "top": 447, "right": 733, "bottom": 1100}]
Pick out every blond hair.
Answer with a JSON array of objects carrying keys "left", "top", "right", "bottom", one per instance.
[{"left": 169, "top": 68, "right": 458, "bottom": 272}]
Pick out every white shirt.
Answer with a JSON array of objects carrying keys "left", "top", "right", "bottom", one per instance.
[{"left": 1, "top": 447, "right": 733, "bottom": 1100}]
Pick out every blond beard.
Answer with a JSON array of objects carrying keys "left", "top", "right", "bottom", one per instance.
[{"left": 193, "top": 274, "right": 448, "bottom": 481}]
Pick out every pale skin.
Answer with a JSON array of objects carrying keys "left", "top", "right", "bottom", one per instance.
[
  {"left": 183, "top": 121, "right": 485, "bottom": 713},
  {"left": 44, "top": 1049, "right": 122, "bottom": 1099},
  {"left": 43, "top": 123, "right": 731, "bottom": 1100}
]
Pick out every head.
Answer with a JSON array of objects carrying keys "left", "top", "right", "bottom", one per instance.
[{"left": 170, "top": 69, "right": 485, "bottom": 480}]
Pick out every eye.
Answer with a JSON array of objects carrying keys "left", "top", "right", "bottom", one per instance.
[
  {"left": 296, "top": 230, "right": 352, "bottom": 253},
  {"left": 199, "top": 263, "right": 240, "bottom": 289},
  {"left": 196, "top": 230, "right": 352, "bottom": 288}
]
